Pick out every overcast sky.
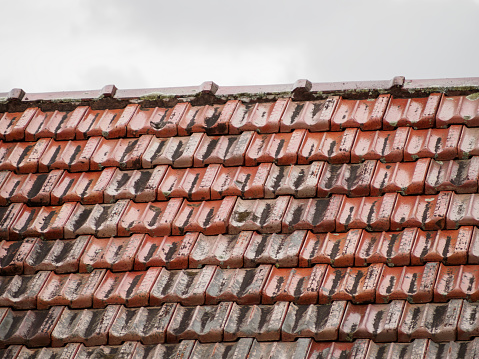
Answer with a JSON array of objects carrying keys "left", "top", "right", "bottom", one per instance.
[{"left": 1, "top": 0, "right": 478, "bottom": 93}]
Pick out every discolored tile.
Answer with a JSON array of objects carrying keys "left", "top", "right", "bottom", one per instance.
[
  {"left": 229, "top": 99, "right": 289, "bottom": 134},
  {"left": 366, "top": 339, "right": 429, "bottom": 359},
  {"left": 0, "top": 108, "right": 37, "bottom": 141},
  {"left": 0, "top": 271, "right": 51, "bottom": 309},
  {"left": 383, "top": 94, "right": 442, "bottom": 129},
  {"left": 91, "top": 136, "right": 153, "bottom": 170},
  {"left": 351, "top": 128, "right": 409, "bottom": 163},
  {"left": 178, "top": 101, "right": 238, "bottom": 135},
  {"left": 0, "top": 237, "right": 37, "bottom": 275},
  {"left": 404, "top": 126, "right": 462, "bottom": 161},
  {"left": 298, "top": 129, "right": 357, "bottom": 164},
  {"left": 447, "top": 193, "right": 479, "bottom": 229},
  {"left": 130, "top": 341, "right": 195, "bottom": 359},
  {"left": 307, "top": 340, "right": 370, "bottom": 359},
  {"left": 127, "top": 103, "right": 188, "bottom": 137},
  {"left": 0, "top": 203, "right": 24, "bottom": 240},
  {"left": 193, "top": 132, "right": 253, "bottom": 167},
  {"left": 437, "top": 94, "right": 479, "bottom": 128},
  {"left": 189, "top": 338, "right": 254, "bottom": 359},
  {"left": 425, "top": 157, "right": 479, "bottom": 194},
  {"left": 280, "top": 97, "right": 339, "bottom": 132},
  {"left": 434, "top": 264, "right": 479, "bottom": 302},
  {"left": 0, "top": 138, "right": 50, "bottom": 173},
  {"left": 458, "top": 301, "right": 479, "bottom": 341}
]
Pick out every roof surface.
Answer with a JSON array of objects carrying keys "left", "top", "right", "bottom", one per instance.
[{"left": 0, "top": 77, "right": 479, "bottom": 358}]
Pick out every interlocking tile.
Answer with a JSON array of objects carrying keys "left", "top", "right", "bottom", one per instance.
[
  {"left": 331, "top": 95, "right": 390, "bottom": 131},
  {"left": 244, "top": 231, "right": 306, "bottom": 267},
  {"left": 298, "top": 129, "right": 357, "bottom": 164},
  {"left": 127, "top": 103, "right": 188, "bottom": 137},
  {"left": 398, "top": 300, "right": 463, "bottom": 342},
  {"left": 355, "top": 228, "right": 416, "bottom": 267},
  {"left": 224, "top": 302, "right": 289, "bottom": 341},
  {"left": 0, "top": 271, "right": 50, "bottom": 309},
  {"left": 109, "top": 304, "right": 177, "bottom": 345},
  {"left": 38, "top": 138, "right": 102, "bottom": 172},
  {"left": 281, "top": 301, "right": 346, "bottom": 341},
  {"left": 157, "top": 165, "right": 219, "bottom": 201},
  {"left": 205, "top": 265, "right": 271, "bottom": 305},
  {"left": 193, "top": 132, "right": 253, "bottom": 167},
  {"left": 93, "top": 267, "right": 161, "bottom": 308},
  {"left": 229, "top": 99, "right": 289, "bottom": 134},
  {"left": 265, "top": 162, "right": 324, "bottom": 198},
  {"left": 150, "top": 266, "right": 216, "bottom": 305},
  {"left": 211, "top": 164, "right": 271, "bottom": 199},
  {"left": 0, "top": 306, "right": 64, "bottom": 348},
  {"left": 130, "top": 341, "right": 195, "bottom": 359},
  {"left": 0, "top": 238, "right": 36, "bottom": 275},
  {"left": 351, "top": 128, "right": 410, "bottom": 163},
  {"left": 299, "top": 230, "right": 361, "bottom": 268},
  {"left": 0, "top": 203, "right": 24, "bottom": 240},
  {"left": 370, "top": 159, "right": 430, "bottom": 196},
  {"left": 425, "top": 158, "right": 479, "bottom": 194},
  {"left": 339, "top": 300, "right": 404, "bottom": 342},
  {"left": 64, "top": 200, "right": 129, "bottom": 238},
  {"left": 263, "top": 265, "right": 326, "bottom": 304},
  {"left": 458, "top": 301, "right": 479, "bottom": 340},
  {"left": 79, "top": 235, "right": 144, "bottom": 272},
  {"left": 318, "top": 264, "right": 383, "bottom": 304},
  {"left": 189, "top": 338, "right": 254, "bottom": 359},
  {"left": 37, "top": 269, "right": 105, "bottom": 309},
  {"left": 307, "top": 340, "right": 370, "bottom": 359},
  {"left": 317, "top": 161, "right": 376, "bottom": 197},
  {"left": 0, "top": 108, "right": 37, "bottom": 141},
  {"left": 189, "top": 231, "right": 252, "bottom": 269},
  {"left": 134, "top": 233, "right": 197, "bottom": 270},
  {"left": 178, "top": 102, "right": 238, "bottom": 135},
  {"left": 390, "top": 192, "right": 451, "bottom": 231},
  {"left": 51, "top": 305, "right": 120, "bottom": 347},
  {"left": 426, "top": 338, "right": 479, "bottom": 359},
  {"left": 366, "top": 339, "right": 429, "bottom": 359},
  {"left": 91, "top": 136, "right": 153, "bottom": 170},
  {"left": 142, "top": 133, "right": 204, "bottom": 168},
  {"left": 0, "top": 138, "right": 50, "bottom": 173},
  {"left": 434, "top": 264, "right": 479, "bottom": 302},
  {"left": 249, "top": 338, "right": 313, "bottom": 359},
  {"left": 104, "top": 166, "right": 167, "bottom": 203},
  {"left": 458, "top": 127, "right": 479, "bottom": 159},
  {"left": 377, "top": 262, "right": 439, "bottom": 304},
  {"left": 173, "top": 197, "right": 236, "bottom": 235},
  {"left": 282, "top": 196, "right": 343, "bottom": 233},
  {"left": 337, "top": 193, "right": 397, "bottom": 232},
  {"left": 280, "top": 97, "right": 339, "bottom": 132},
  {"left": 14, "top": 344, "right": 81, "bottom": 359},
  {"left": 447, "top": 193, "right": 479, "bottom": 229},
  {"left": 383, "top": 94, "right": 442, "bottom": 129},
  {"left": 404, "top": 126, "right": 462, "bottom": 161},
  {"left": 166, "top": 302, "right": 232, "bottom": 342},
  {"left": 468, "top": 227, "right": 479, "bottom": 264},
  {"left": 436, "top": 94, "right": 479, "bottom": 127},
  {"left": 68, "top": 342, "right": 136, "bottom": 359},
  {"left": 229, "top": 197, "right": 290, "bottom": 234},
  {"left": 245, "top": 130, "right": 306, "bottom": 166}
]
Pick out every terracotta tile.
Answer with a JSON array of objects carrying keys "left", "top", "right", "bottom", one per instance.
[
  {"left": 64, "top": 200, "right": 129, "bottom": 238},
  {"left": 51, "top": 168, "right": 116, "bottom": 205},
  {"left": 178, "top": 102, "right": 238, "bottom": 135},
  {"left": 37, "top": 269, "right": 105, "bottom": 309},
  {"left": 166, "top": 302, "right": 232, "bottom": 342},
  {"left": 205, "top": 265, "right": 271, "bottom": 305},
  {"left": 173, "top": 197, "right": 236, "bottom": 235},
  {"left": 118, "top": 199, "right": 182, "bottom": 236},
  {"left": 91, "top": 135, "right": 153, "bottom": 170},
  {"left": 189, "top": 231, "right": 252, "bottom": 269},
  {"left": 23, "top": 236, "right": 90, "bottom": 274},
  {"left": 193, "top": 132, "right": 253, "bottom": 167},
  {"left": 0, "top": 271, "right": 50, "bottom": 309},
  {"left": 229, "top": 99, "right": 289, "bottom": 134},
  {"left": 351, "top": 128, "right": 410, "bottom": 163},
  {"left": 127, "top": 103, "right": 188, "bottom": 137},
  {"left": 404, "top": 126, "right": 462, "bottom": 161},
  {"left": 447, "top": 193, "right": 479, "bottom": 229},
  {"left": 0, "top": 108, "right": 37, "bottom": 141},
  {"left": 245, "top": 130, "right": 306, "bottom": 166},
  {"left": 458, "top": 301, "right": 479, "bottom": 340},
  {"left": 51, "top": 305, "right": 120, "bottom": 347},
  {"left": 337, "top": 193, "right": 397, "bottom": 232},
  {"left": 318, "top": 264, "right": 383, "bottom": 304},
  {"left": 263, "top": 265, "right": 326, "bottom": 304},
  {"left": 0, "top": 306, "right": 64, "bottom": 348},
  {"left": 109, "top": 304, "right": 177, "bottom": 345},
  {"left": 0, "top": 171, "right": 10, "bottom": 201},
  {"left": 390, "top": 192, "right": 451, "bottom": 231},
  {"left": 0, "top": 138, "right": 50, "bottom": 173},
  {"left": 355, "top": 228, "right": 416, "bottom": 267},
  {"left": 229, "top": 197, "right": 290, "bottom": 234},
  {"left": 437, "top": 94, "right": 479, "bottom": 128},
  {"left": 10, "top": 203, "right": 76, "bottom": 240},
  {"left": 370, "top": 159, "right": 430, "bottom": 196},
  {"left": 434, "top": 264, "right": 479, "bottom": 302},
  {"left": 299, "top": 230, "right": 361, "bottom": 268},
  {"left": 366, "top": 339, "right": 429, "bottom": 359},
  {"left": 73, "top": 342, "right": 137, "bottom": 358},
  {"left": 189, "top": 338, "right": 254, "bottom": 359},
  {"left": 134, "top": 233, "right": 197, "bottom": 270},
  {"left": 131, "top": 341, "right": 195, "bottom": 358},
  {"left": 93, "top": 267, "right": 160, "bottom": 308},
  {"left": 339, "top": 300, "right": 404, "bottom": 342},
  {"left": 307, "top": 340, "right": 370, "bottom": 359},
  {"left": 331, "top": 95, "right": 390, "bottom": 131},
  {"left": 244, "top": 231, "right": 306, "bottom": 268},
  {"left": 425, "top": 158, "right": 479, "bottom": 194},
  {"left": 224, "top": 302, "right": 289, "bottom": 341},
  {"left": 38, "top": 137, "right": 101, "bottom": 173},
  {"left": 468, "top": 227, "right": 479, "bottom": 264},
  {"left": 280, "top": 97, "right": 339, "bottom": 132},
  {"left": 0, "top": 203, "right": 24, "bottom": 240},
  {"left": 79, "top": 235, "right": 144, "bottom": 273},
  {"left": 211, "top": 164, "right": 271, "bottom": 200},
  {"left": 398, "top": 300, "right": 463, "bottom": 342},
  {"left": 458, "top": 127, "right": 479, "bottom": 159},
  {"left": 383, "top": 94, "right": 442, "bottom": 129},
  {"left": 281, "top": 301, "right": 346, "bottom": 341},
  {"left": 15, "top": 345, "right": 81, "bottom": 359},
  {"left": 298, "top": 129, "right": 357, "bottom": 164},
  {"left": 157, "top": 165, "right": 219, "bottom": 201},
  {"left": 377, "top": 263, "right": 439, "bottom": 304},
  {"left": 0, "top": 238, "right": 37, "bottom": 275},
  {"left": 317, "top": 161, "right": 376, "bottom": 197},
  {"left": 142, "top": 133, "right": 204, "bottom": 169},
  {"left": 249, "top": 338, "right": 313, "bottom": 359},
  {"left": 265, "top": 162, "right": 324, "bottom": 198}
]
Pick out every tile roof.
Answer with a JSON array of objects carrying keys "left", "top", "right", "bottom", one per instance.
[{"left": 0, "top": 77, "right": 479, "bottom": 358}]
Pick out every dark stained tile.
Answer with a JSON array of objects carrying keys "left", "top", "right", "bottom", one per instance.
[
  {"left": 91, "top": 136, "right": 153, "bottom": 170},
  {"left": 404, "top": 126, "right": 462, "bottom": 161},
  {"left": 248, "top": 338, "right": 312, "bottom": 359},
  {"left": 14, "top": 344, "right": 81, "bottom": 359},
  {"left": 425, "top": 158, "right": 479, "bottom": 194},
  {"left": 0, "top": 108, "right": 37, "bottom": 141},
  {"left": 458, "top": 301, "right": 479, "bottom": 341},
  {"left": 366, "top": 339, "right": 429, "bottom": 359},
  {"left": 189, "top": 337, "right": 253, "bottom": 359},
  {"left": 0, "top": 138, "right": 51, "bottom": 173},
  {"left": 280, "top": 97, "right": 339, "bottom": 132},
  {"left": 127, "top": 103, "right": 188, "bottom": 137},
  {"left": 351, "top": 128, "right": 409, "bottom": 163},
  {"left": 383, "top": 94, "right": 442, "bottom": 129},
  {"left": 437, "top": 94, "right": 479, "bottom": 128},
  {"left": 71, "top": 342, "right": 137, "bottom": 359},
  {"left": 28, "top": 107, "right": 89, "bottom": 141},
  {"left": 0, "top": 238, "right": 37, "bottom": 275},
  {"left": 0, "top": 203, "right": 25, "bottom": 240},
  {"left": 434, "top": 264, "right": 479, "bottom": 302},
  {"left": 307, "top": 340, "right": 370, "bottom": 359},
  {"left": 425, "top": 338, "right": 479, "bottom": 359},
  {"left": 447, "top": 193, "right": 479, "bottom": 229},
  {"left": 130, "top": 340, "right": 195, "bottom": 359},
  {"left": 178, "top": 101, "right": 238, "bottom": 135},
  {"left": 193, "top": 132, "right": 253, "bottom": 167},
  {"left": 458, "top": 127, "right": 479, "bottom": 159},
  {"left": 229, "top": 99, "right": 289, "bottom": 134},
  {"left": 298, "top": 129, "right": 357, "bottom": 164},
  {"left": 468, "top": 227, "right": 479, "bottom": 264},
  {"left": 0, "top": 271, "right": 51, "bottom": 309}
]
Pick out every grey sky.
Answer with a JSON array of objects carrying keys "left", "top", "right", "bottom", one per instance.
[{"left": 1, "top": 0, "right": 478, "bottom": 92}]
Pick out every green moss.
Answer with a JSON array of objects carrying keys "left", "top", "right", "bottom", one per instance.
[{"left": 466, "top": 92, "right": 479, "bottom": 101}]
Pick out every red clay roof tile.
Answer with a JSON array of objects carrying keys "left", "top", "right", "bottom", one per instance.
[
  {"left": 280, "top": 97, "right": 339, "bottom": 132},
  {"left": 437, "top": 95, "right": 479, "bottom": 128},
  {"left": 298, "top": 129, "right": 357, "bottom": 164},
  {"left": 351, "top": 128, "right": 409, "bottom": 163},
  {"left": 425, "top": 157, "right": 479, "bottom": 194}
]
